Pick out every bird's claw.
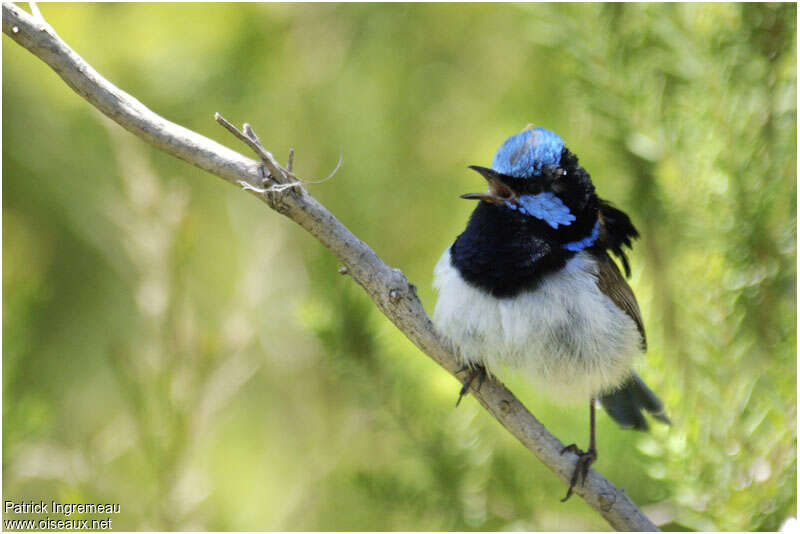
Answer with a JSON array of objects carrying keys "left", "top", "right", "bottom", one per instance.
[
  {"left": 455, "top": 365, "right": 486, "bottom": 407},
  {"left": 560, "top": 444, "right": 597, "bottom": 502}
]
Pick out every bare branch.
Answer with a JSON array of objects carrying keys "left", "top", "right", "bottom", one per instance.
[{"left": 2, "top": 2, "right": 658, "bottom": 531}]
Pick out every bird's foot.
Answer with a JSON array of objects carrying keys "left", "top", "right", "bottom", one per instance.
[
  {"left": 455, "top": 365, "right": 486, "bottom": 407},
  {"left": 559, "top": 444, "right": 597, "bottom": 502}
]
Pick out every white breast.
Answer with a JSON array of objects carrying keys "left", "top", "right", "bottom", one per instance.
[{"left": 433, "top": 249, "right": 642, "bottom": 402}]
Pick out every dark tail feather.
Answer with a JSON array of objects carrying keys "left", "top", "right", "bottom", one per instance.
[{"left": 599, "top": 373, "right": 670, "bottom": 431}]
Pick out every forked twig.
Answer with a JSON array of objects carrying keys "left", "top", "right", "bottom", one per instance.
[{"left": 215, "top": 113, "right": 287, "bottom": 182}]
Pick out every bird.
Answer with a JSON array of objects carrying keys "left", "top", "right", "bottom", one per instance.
[{"left": 432, "top": 125, "right": 669, "bottom": 501}]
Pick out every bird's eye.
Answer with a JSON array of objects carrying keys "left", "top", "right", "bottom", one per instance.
[
  {"left": 542, "top": 166, "right": 567, "bottom": 194},
  {"left": 543, "top": 165, "right": 564, "bottom": 179}
]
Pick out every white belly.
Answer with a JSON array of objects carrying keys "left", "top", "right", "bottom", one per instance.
[{"left": 433, "top": 249, "right": 642, "bottom": 402}]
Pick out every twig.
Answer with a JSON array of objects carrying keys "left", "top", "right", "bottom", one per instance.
[
  {"left": 28, "top": 1, "right": 42, "bottom": 21},
  {"left": 214, "top": 113, "right": 287, "bottom": 183},
  {"left": 1, "top": 3, "right": 658, "bottom": 531},
  {"left": 213, "top": 115, "right": 303, "bottom": 200},
  {"left": 242, "top": 122, "right": 285, "bottom": 179}
]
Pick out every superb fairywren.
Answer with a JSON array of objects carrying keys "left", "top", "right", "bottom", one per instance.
[{"left": 433, "top": 125, "right": 669, "bottom": 500}]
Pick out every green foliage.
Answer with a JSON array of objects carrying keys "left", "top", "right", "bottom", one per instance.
[{"left": 3, "top": 3, "right": 795, "bottom": 530}]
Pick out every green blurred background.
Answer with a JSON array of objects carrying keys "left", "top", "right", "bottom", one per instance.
[{"left": 2, "top": 3, "right": 796, "bottom": 531}]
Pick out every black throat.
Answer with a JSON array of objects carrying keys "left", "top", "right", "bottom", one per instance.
[{"left": 449, "top": 202, "right": 576, "bottom": 298}]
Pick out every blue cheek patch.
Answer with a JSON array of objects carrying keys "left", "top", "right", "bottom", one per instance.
[
  {"left": 492, "top": 127, "right": 565, "bottom": 178},
  {"left": 562, "top": 220, "right": 601, "bottom": 252},
  {"left": 506, "top": 193, "right": 576, "bottom": 229}
]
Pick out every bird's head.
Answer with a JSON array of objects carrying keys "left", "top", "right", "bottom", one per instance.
[{"left": 461, "top": 126, "right": 599, "bottom": 241}]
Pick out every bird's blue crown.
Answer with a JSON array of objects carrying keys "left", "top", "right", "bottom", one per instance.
[{"left": 491, "top": 127, "right": 565, "bottom": 179}]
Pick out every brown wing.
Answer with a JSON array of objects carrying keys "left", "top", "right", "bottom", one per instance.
[{"left": 594, "top": 252, "right": 647, "bottom": 351}]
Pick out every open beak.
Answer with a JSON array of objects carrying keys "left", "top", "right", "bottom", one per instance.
[{"left": 460, "top": 165, "right": 516, "bottom": 203}]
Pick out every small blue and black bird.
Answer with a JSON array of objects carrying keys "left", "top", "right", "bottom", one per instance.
[{"left": 433, "top": 125, "right": 669, "bottom": 501}]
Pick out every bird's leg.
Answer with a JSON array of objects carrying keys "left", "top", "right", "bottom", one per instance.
[
  {"left": 455, "top": 365, "right": 487, "bottom": 407},
  {"left": 560, "top": 398, "right": 598, "bottom": 502}
]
